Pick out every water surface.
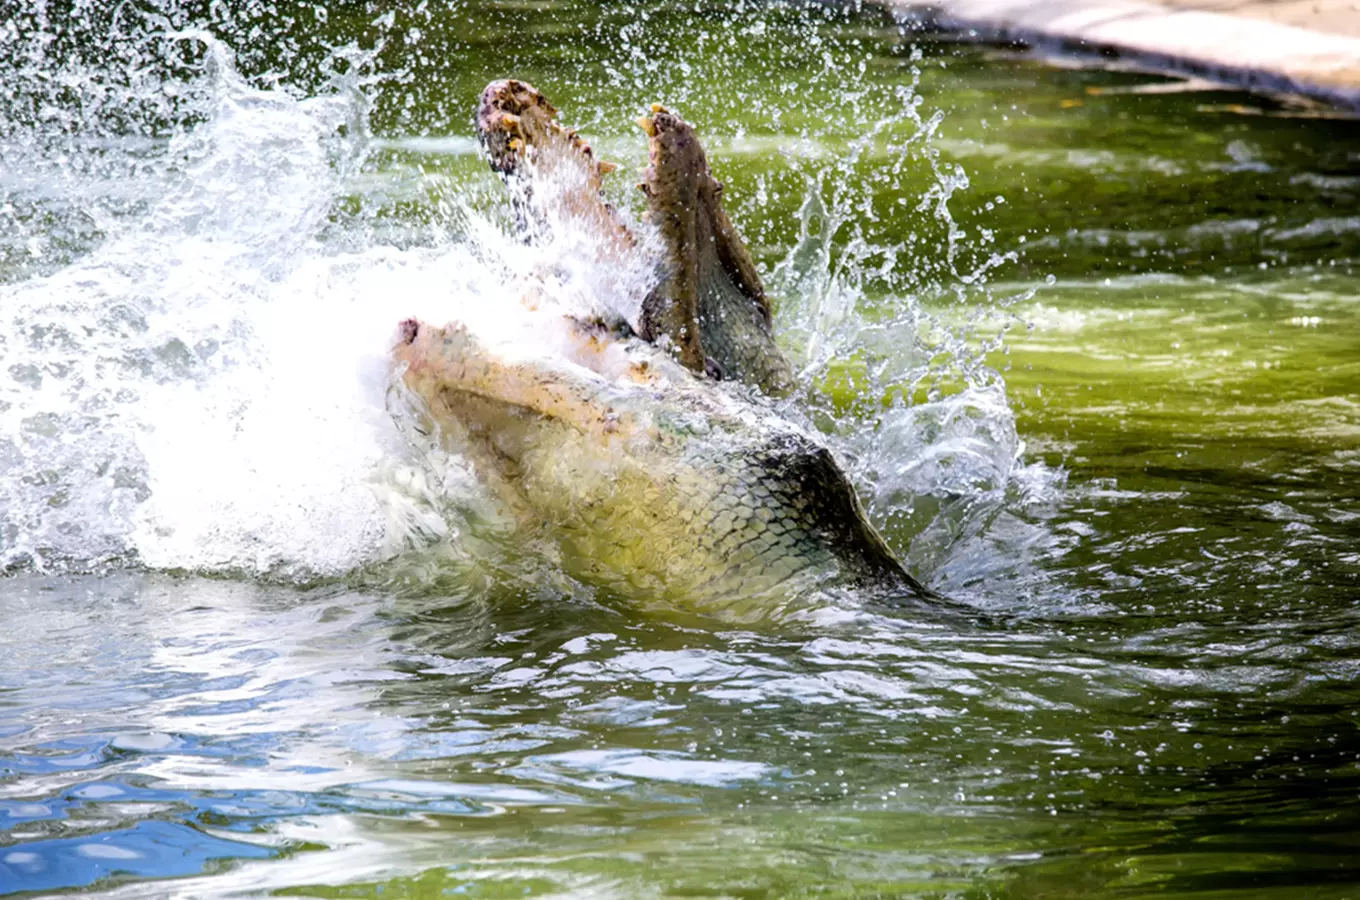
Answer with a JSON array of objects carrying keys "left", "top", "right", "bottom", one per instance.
[{"left": 2, "top": 1, "right": 1358, "bottom": 897}]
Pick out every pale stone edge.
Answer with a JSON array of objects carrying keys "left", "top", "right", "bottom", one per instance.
[{"left": 879, "top": 0, "right": 1360, "bottom": 111}]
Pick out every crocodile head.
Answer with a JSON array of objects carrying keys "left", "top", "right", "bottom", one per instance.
[{"left": 389, "top": 80, "right": 929, "bottom": 617}]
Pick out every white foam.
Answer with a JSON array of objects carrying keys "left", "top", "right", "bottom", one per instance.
[{"left": 0, "top": 34, "right": 664, "bottom": 578}]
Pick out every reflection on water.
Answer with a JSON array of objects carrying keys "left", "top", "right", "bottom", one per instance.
[{"left": 2, "top": 0, "right": 1359, "bottom": 896}]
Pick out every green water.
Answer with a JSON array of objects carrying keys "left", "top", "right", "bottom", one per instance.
[{"left": 2, "top": 2, "right": 1359, "bottom": 897}]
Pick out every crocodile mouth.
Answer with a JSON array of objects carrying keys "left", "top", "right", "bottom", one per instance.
[
  {"left": 475, "top": 78, "right": 631, "bottom": 258},
  {"left": 473, "top": 82, "right": 793, "bottom": 396}
]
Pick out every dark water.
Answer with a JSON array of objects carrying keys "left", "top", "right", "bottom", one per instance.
[{"left": 2, "top": 1, "right": 1359, "bottom": 897}]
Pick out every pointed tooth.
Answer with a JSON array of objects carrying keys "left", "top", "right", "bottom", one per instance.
[{"left": 508, "top": 138, "right": 523, "bottom": 151}]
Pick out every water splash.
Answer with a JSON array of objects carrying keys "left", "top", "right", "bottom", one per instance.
[
  {"left": 0, "top": 1, "right": 1056, "bottom": 586},
  {"left": 0, "top": 29, "right": 415, "bottom": 575},
  {"left": 755, "top": 50, "right": 1059, "bottom": 580}
]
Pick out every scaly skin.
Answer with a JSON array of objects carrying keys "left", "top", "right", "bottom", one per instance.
[{"left": 393, "top": 318, "right": 926, "bottom": 616}]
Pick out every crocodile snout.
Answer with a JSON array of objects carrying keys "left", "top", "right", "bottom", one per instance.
[{"left": 399, "top": 318, "right": 420, "bottom": 345}]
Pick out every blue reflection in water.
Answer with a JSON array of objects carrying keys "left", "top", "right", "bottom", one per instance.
[{"left": 0, "top": 820, "right": 274, "bottom": 894}]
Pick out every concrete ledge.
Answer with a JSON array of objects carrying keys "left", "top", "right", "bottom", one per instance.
[{"left": 881, "top": 0, "right": 1360, "bottom": 111}]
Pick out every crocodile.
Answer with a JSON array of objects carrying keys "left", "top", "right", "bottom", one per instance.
[{"left": 390, "top": 80, "right": 932, "bottom": 615}]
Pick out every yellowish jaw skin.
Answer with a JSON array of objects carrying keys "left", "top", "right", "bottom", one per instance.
[{"left": 394, "top": 315, "right": 923, "bottom": 619}]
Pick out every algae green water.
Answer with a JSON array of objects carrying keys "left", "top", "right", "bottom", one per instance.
[{"left": 2, "top": 1, "right": 1358, "bottom": 897}]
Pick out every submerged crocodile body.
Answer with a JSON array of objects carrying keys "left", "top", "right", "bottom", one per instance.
[{"left": 391, "top": 80, "right": 931, "bottom": 614}]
